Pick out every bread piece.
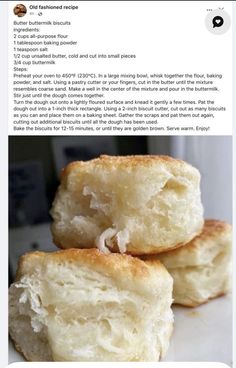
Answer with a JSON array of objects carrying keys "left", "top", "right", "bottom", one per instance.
[
  {"left": 51, "top": 155, "right": 204, "bottom": 255},
  {"left": 9, "top": 248, "right": 174, "bottom": 361},
  {"left": 144, "top": 220, "right": 232, "bottom": 307}
]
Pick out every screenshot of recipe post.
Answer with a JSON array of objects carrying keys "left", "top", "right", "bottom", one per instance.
[
  {"left": 3, "top": 1, "right": 234, "bottom": 366},
  {"left": 8, "top": 1, "right": 232, "bottom": 136}
]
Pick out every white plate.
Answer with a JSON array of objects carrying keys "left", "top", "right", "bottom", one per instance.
[{"left": 9, "top": 294, "right": 232, "bottom": 364}]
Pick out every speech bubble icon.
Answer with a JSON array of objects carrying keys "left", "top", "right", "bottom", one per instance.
[{"left": 212, "top": 15, "right": 224, "bottom": 28}]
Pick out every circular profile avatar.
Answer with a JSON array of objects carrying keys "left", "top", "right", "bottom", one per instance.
[{"left": 13, "top": 4, "right": 27, "bottom": 17}]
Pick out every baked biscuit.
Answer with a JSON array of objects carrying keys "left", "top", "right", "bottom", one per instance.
[
  {"left": 9, "top": 248, "right": 174, "bottom": 361},
  {"left": 145, "top": 220, "right": 232, "bottom": 307},
  {"left": 51, "top": 155, "right": 204, "bottom": 255}
]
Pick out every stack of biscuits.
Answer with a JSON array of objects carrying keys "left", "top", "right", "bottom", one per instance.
[{"left": 9, "top": 155, "right": 232, "bottom": 362}]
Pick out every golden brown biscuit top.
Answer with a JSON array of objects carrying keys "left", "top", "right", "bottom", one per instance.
[
  {"left": 196, "top": 219, "right": 232, "bottom": 241},
  {"left": 146, "top": 219, "right": 232, "bottom": 268},
  {"left": 60, "top": 154, "right": 199, "bottom": 180},
  {"left": 16, "top": 248, "right": 172, "bottom": 296}
]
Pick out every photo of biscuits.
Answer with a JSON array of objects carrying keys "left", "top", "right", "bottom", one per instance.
[
  {"left": 147, "top": 220, "right": 232, "bottom": 307},
  {"left": 8, "top": 136, "right": 232, "bottom": 363},
  {"left": 51, "top": 155, "right": 204, "bottom": 255},
  {"left": 13, "top": 4, "right": 27, "bottom": 17},
  {"left": 9, "top": 248, "right": 173, "bottom": 362}
]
